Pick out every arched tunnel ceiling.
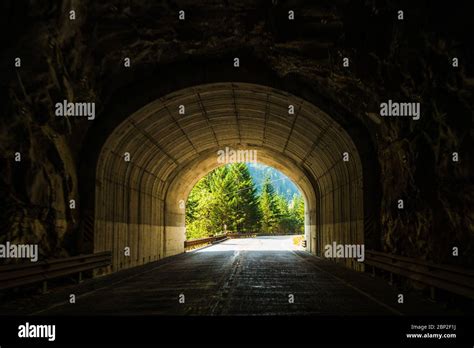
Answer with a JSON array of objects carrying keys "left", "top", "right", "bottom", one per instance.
[
  {"left": 97, "top": 82, "right": 362, "bottom": 197},
  {"left": 95, "top": 82, "right": 364, "bottom": 270}
]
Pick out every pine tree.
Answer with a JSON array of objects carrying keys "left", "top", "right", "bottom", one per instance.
[
  {"left": 259, "top": 175, "right": 280, "bottom": 233},
  {"left": 207, "top": 165, "right": 237, "bottom": 233},
  {"left": 289, "top": 194, "right": 305, "bottom": 234},
  {"left": 186, "top": 175, "right": 215, "bottom": 239},
  {"left": 186, "top": 165, "right": 304, "bottom": 239},
  {"left": 275, "top": 194, "right": 291, "bottom": 233},
  {"left": 230, "top": 163, "right": 260, "bottom": 232}
]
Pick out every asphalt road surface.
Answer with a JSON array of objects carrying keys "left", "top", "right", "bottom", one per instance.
[{"left": 23, "top": 236, "right": 451, "bottom": 316}]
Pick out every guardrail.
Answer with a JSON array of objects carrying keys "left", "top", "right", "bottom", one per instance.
[
  {"left": 185, "top": 232, "right": 304, "bottom": 250},
  {"left": 225, "top": 232, "right": 257, "bottom": 239},
  {"left": 365, "top": 250, "right": 474, "bottom": 300},
  {"left": 184, "top": 235, "right": 228, "bottom": 249},
  {"left": 0, "top": 251, "right": 112, "bottom": 292},
  {"left": 226, "top": 232, "right": 301, "bottom": 238}
]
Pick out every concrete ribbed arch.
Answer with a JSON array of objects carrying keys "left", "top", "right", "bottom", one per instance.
[{"left": 95, "top": 83, "right": 364, "bottom": 272}]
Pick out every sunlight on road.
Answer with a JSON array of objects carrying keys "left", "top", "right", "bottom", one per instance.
[{"left": 196, "top": 235, "right": 304, "bottom": 252}]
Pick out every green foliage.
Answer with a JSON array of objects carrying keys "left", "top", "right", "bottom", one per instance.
[
  {"left": 271, "top": 192, "right": 304, "bottom": 234},
  {"left": 229, "top": 163, "right": 261, "bottom": 232},
  {"left": 185, "top": 164, "right": 304, "bottom": 239},
  {"left": 248, "top": 163, "right": 300, "bottom": 200},
  {"left": 259, "top": 175, "right": 281, "bottom": 233}
]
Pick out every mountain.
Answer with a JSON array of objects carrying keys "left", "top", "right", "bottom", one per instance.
[{"left": 246, "top": 163, "right": 301, "bottom": 200}]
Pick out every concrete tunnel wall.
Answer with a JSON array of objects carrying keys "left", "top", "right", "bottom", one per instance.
[{"left": 94, "top": 83, "right": 364, "bottom": 273}]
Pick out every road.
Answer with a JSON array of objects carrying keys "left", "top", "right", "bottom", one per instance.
[{"left": 27, "top": 236, "right": 417, "bottom": 316}]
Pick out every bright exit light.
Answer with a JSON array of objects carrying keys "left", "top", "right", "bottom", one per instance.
[{"left": 196, "top": 235, "right": 304, "bottom": 252}]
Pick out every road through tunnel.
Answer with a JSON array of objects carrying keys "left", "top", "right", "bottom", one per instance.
[{"left": 91, "top": 82, "right": 373, "bottom": 273}]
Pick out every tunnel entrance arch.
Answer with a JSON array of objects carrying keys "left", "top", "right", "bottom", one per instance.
[
  {"left": 93, "top": 83, "right": 365, "bottom": 273},
  {"left": 183, "top": 162, "right": 307, "bottom": 240},
  {"left": 177, "top": 152, "right": 314, "bottom": 244}
]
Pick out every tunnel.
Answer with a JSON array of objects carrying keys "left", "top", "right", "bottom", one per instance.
[
  {"left": 1, "top": 0, "right": 473, "bottom": 331},
  {"left": 93, "top": 82, "right": 365, "bottom": 272}
]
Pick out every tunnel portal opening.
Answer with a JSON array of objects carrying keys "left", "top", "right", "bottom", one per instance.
[
  {"left": 184, "top": 162, "right": 306, "bottom": 242},
  {"left": 93, "top": 82, "right": 366, "bottom": 273}
]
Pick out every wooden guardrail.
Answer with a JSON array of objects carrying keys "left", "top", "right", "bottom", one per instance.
[
  {"left": 365, "top": 250, "right": 474, "bottom": 300},
  {"left": 0, "top": 251, "right": 112, "bottom": 292}
]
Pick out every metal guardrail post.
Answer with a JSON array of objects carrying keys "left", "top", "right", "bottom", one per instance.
[
  {"left": 364, "top": 250, "right": 474, "bottom": 300},
  {"left": 0, "top": 251, "right": 112, "bottom": 292}
]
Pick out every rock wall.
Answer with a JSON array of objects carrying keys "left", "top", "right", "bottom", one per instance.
[{"left": 337, "top": 1, "right": 474, "bottom": 265}]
